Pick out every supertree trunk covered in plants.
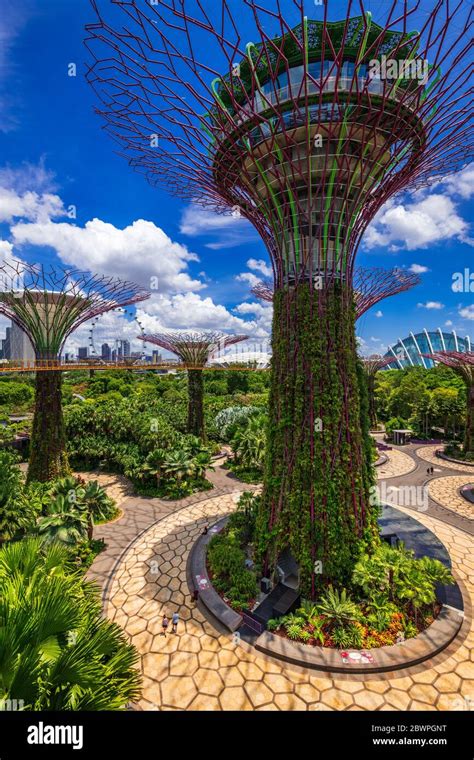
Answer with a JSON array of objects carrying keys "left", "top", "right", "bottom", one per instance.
[
  {"left": 137, "top": 332, "right": 248, "bottom": 439},
  {"left": 0, "top": 260, "right": 149, "bottom": 483},
  {"left": 422, "top": 352, "right": 474, "bottom": 456},
  {"left": 257, "top": 282, "right": 378, "bottom": 594},
  {"left": 28, "top": 370, "right": 67, "bottom": 483},
  {"left": 252, "top": 266, "right": 421, "bottom": 320},
  {"left": 187, "top": 370, "right": 205, "bottom": 438},
  {"left": 361, "top": 355, "right": 399, "bottom": 429},
  {"left": 86, "top": 0, "right": 473, "bottom": 593}
]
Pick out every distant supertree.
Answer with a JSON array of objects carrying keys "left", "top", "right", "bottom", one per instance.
[
  {"left": 0, "top": 259, "right": 149, "bottom": 482},
  {"left": 251, "top": 267, "right": 421, "bottom": 319},
  {"left": 361, "top": 354, "right": 399, "bottom": 429},
  {"left": 138, "top": 332, "right": 248, "bottom": 438},
  {"left": 422, "top": 352, "right": 474, "bottom": 456},
  {"left": 86, "top": 0, "right": 473, "bottom": 594}
]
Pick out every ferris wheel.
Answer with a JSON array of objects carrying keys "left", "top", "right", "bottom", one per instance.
[{"left": 88, "top": 307, "right": 147, "bottom": 364}]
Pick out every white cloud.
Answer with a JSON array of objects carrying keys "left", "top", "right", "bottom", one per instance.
[
  {"left": 364, "top": 194, "right": 471, "bottom": 251},
  {"left": 458, "top": 305, "right": 474, "bottom": 321},
  {"left": 0, "top": 188, "right": 65, "bottom": 224},
  {"left": 247, "top": 258, "right": 272, "bottom": 277},
  {"left": 375, "top": 310, "right": 383, "bottom": 318},
  {"left": 136, "top": 291, "right": 270, "bottom": 340},
  {"left": 439, "top": 163, "right": 474, "bottom": 201},
  {"left": 370, "top": 336, "right": 381, "bottom": 342},
  {"left": 417, "top": 301, "right": 444, "bottom": 310},
  {"left": 11, "top": 217, "right": 203, "bottom": 293},
  {"left": 409, "top": 263, "right": 430, "bottom": 274},
  {"left": 445, "top": 320, "right": 453, "bottom": 326},
  {"left": 235, "top": 271, "right": 262, "bottom": 287}
]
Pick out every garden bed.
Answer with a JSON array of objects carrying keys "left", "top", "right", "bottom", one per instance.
[
  {"left": 191, "top": 503, "right": 464, "bottom": 672},
  {"left": 436, "top": 450, "right": 474, "bottom": 467}
]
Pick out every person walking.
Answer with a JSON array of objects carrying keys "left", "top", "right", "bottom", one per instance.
[
  {"left": 161, "top": 613, "right": 169, "bottom": 636},
  {"left": 172, "top": 611, "right": 180, "bottom": 634}
]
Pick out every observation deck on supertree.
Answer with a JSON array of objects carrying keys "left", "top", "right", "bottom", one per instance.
[
  {"left": 86, "top": 0, "right": 473, "bottom": 594},
  {"left": 0, "top": 258, "right": 149, "bottom": 482},
  {"left": 251, "top": 266, "right": 421, "bottom": 319},
  {"left": 138, "top": 331, "right": 248, "bottom": 438},
  {"left": 422, "top": 352, "right": 474, "bottom": 457}
]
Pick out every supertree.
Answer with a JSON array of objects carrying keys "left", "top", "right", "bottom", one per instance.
[
  {"left": 361, "top": 354, "right": 399, "bottom": 429},
  {"left": 138, "top": 332, "right": 248, "bottom": 438},
  {"left": 251, "top": 266, "right": 421, "bottom": 318},
  {"left": 422, "top": 352, "right": 474, "bottom": 456},
  {"left": 0, "top": 259, "right": 149, "bottom": 482},
  {"left": 86, "top": 0, "right": 473, "bottom": 594}
]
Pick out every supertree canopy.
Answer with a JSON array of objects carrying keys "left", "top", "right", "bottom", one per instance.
[
  {"left": 86, "top": 0, "right": 473, "bottom": 595},
  {"left": 0, "top": 259, "right": 150, "bottom": 482},
  {"left": 361, "top": 354, "right": 399, "bottom": 429},
  {"left": 138, "top": 331, "right": 248, "bottom": 438},
  {"left": 251, "top": 266, "right": 421, "bottom": 318},
  {"left": 422, "top": 352, "right": 474, "bottom": 457}
]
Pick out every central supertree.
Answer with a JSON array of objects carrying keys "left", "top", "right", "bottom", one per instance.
[
  {"left": 86, "top": 0, "right": 472, "bottom": 594},
  {"left": 138, "top": 331, "right": 247, "bottom": 438},
  {"left": 251, "top": 266, "right": 421, "bottom": 319},
  {"left": 0, "top": 259, "right": 149, "bottom": 482}
]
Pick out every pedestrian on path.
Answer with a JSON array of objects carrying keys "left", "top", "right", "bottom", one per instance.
[
  {"left": 161, "top": 614, "right": 169, "bottom": 636},
  {"left": 172, "top": 611, "right": 179, "bottom": 634}
]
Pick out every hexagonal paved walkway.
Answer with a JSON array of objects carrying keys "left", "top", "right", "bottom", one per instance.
[
  {"left": 416, "top": 445, "right": 474, "bottom": 474},
  {"left": 102, "top": 492, "right": 474, "bottom": 711},
  {"left": 376, "top": 449, "right": 417, "bottom": 479},
  {"left": 428, "top": 476, "right": 474, "bottom": 521}
]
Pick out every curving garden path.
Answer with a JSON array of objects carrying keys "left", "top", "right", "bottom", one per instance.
[{"left": 87, "top": 443, "right": 474, "bottom": 711}]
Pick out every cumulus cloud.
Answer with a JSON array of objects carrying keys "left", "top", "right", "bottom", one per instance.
[
  {"left": 409, "top": 263, "right": 430, "bottom": 274},
  {"left": 417, "top": 301, "right": 444, "bottom": 310},
  {"left": 135, "top": 291, "right": 269, "bottom": 339},
  {"left": 246, "top": 258, "right": 272, "bottom": 277},
  {"left": 364, "top": 195, "right": 470, "bottom": 251},
  {"left": 458, "top": 305, "right": 474, "bottom": 321},
  {"left": 439, "top": 163, "right": 474, "bottom": 200},
  {"left": 11, "top": 217, "right": 204, "bottom": 293},
  {"left": 235, "top": 271, "right": 262, "bottom": 287},
  {"left": 375, "top": 310, "right": 383, "bottom": 318}
]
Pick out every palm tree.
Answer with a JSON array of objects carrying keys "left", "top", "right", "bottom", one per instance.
[{"left": 0, "top": 538, "right": 141, "bottom": 710}]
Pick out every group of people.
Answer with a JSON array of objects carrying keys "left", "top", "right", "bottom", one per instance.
[{"left": 161, "top": 611, "right": 180, "bottom": 636}]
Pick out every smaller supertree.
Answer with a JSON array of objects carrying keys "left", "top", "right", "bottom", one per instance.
[
  {"left": 422, "top": 352, "right": 474, "bottom": 456},
  {"left": 361, "top": 355, "right": 399, "bottom": 429},
  {"left": 0, "top": 259, "right": 149, "bottom": 482},
  {"left": 251, "top": 267, "right": 421, "bottom": 320},
  {"left": 138, "top": 332, "right": 248, "bottom": 439}
]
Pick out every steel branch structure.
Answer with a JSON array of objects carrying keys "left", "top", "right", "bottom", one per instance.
[
  {"left": 0, "top": 258, "right": 149, "bottom": 482},
  {"left": 422, "top": 351, "right": 474, "bottom": 455},
  {"left": 86, "top": 0, "right": 473, "bottom": 594},
  {"left": 251, "top": 266, "right": 421, "bottom": 317},
  {"left": 139, "top": 331, "right": 248, "bottom": 438}
]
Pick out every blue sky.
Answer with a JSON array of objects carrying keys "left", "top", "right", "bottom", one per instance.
[{"left": 0, "top": 0, "right": 472, "bottom": 357}]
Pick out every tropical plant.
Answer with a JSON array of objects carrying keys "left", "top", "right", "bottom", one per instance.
[
  {"left": 331, "top": 624, "right": 363, "bottom": 649},
  {"left": 317, "top": 587, "right": 361, "bottom": 630},
  {"left": 37, "top": 495, "right": 89, "bottom": 546},
  {"left": 0, "top": 538, "right": 141, "bottom": 709},
  {"left": 231, "top": 414, "right": 267, "bottom": 470},
  {"left": 0, "top": 450, "right": 36, "bottom": 543}
]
